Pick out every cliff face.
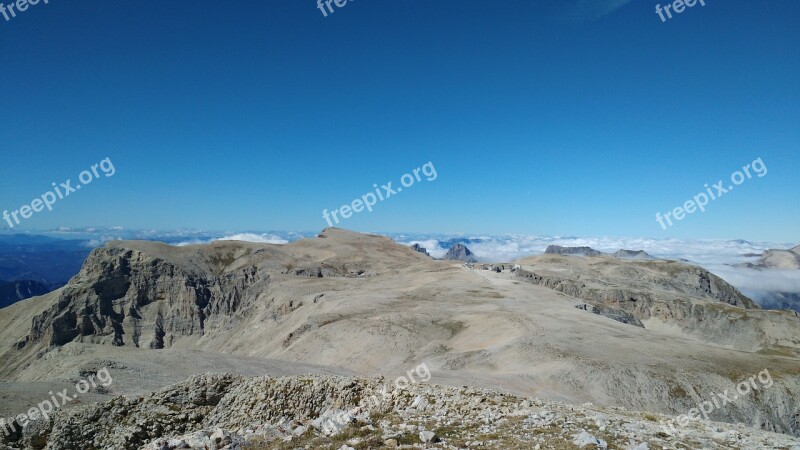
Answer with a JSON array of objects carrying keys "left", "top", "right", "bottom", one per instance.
[
  {"left": 514, "top": 255, "right": 799, "bottom": 351},
  {"left": 16, "top": 247, "right": 268, "bottom": 350}
]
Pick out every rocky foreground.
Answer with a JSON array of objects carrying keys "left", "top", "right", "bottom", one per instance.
[{"left": 2, "top": 373, "right": 799, "bottom": 450}]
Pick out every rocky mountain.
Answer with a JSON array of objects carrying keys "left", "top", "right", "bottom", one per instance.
[
  {"left": 0, "top": 228, "right": 799, "bottom": 448},
  {"left": 760, "top": 246, "right": 800, "bottom": 269},
  {"left": 730, "top": 244, "right": 800, "bottom": 312},
  {"left": 441, "top": 243, "right": 477, "bottom": 263},
  {"left": 544, "top": 245, "right": 603, "bottom": 257},
  {"left": 410, "top": 243, "right": 430, "bottom": 257},
  {"left": 545, "top": 246, "right": 655, "bottom": 260},
  {"left": 511, "top": 253, "right": 799, "bottom": 350}
]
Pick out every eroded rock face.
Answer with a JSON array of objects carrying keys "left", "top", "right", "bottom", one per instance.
[
  {"left": 17, "top": 247, "right": 267, "bottom": 350},
  {"left": 12, "top": 230, "right": 430, "bottom": 352},
  {"left": 575, "top": 303, "right": 644, "bottom": 327},
  {"left": 513, "top": 257, "right": 798, "bottom": 350}
]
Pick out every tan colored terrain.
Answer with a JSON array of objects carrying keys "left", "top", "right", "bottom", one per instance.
[{"left": 0, "top": 228, "right": 799, "bottom": 448}]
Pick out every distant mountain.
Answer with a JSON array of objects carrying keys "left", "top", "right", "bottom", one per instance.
[
  {"left": 612, "top": 249, "right": 654, "bottom": 260},
  {"left": 410, "top": 243, "right": 430, "bottom": 257},
  {"left": 758, "top": 292, "right": 800, "bottom": 313},
  {"left": 437, "top": 238, "right": 486, "bottom": 248},
  {"left": 0, "top": 234, "right": 92, "bottom": 308},
  {"left": 740, "top": 245, "right": 800, "bottom": 270},
  {"left": 0, "top": 280, "right": 50, "bottom": 308},
  {"left": 544, "top": 245, "right": 603, "bottom": 257},
  {"left": 442, "top": 243, "right": 477, "bottom": 263}
]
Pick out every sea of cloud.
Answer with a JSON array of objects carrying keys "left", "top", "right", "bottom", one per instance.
[{"left": 174, "top": 233, "right": 290, "bottom": 246}]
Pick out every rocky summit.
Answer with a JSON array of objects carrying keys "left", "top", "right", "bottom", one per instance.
[
  {"left": 0, "top": 229, "right": 799, "bottom": 449},
  {"left": 4, "top": 373, "right": 800, "bottom": 450},
  {"left": 441, "top": 244, "right": 477, "bottom": 263}
]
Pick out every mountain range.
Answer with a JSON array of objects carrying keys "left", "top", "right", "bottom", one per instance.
[{"left": 0, "top": 228, "right": 798, "bottom": 448}]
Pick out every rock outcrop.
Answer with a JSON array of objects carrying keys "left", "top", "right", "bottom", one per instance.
[
  {"left": 3, "top": 373, "right": 798, "bottom": 450},
  {"left": 410, "top": 243, "right": 431, "bottom": 257},
  {"left": 575, "top": 303, "right": 645, "bottom": 327}
]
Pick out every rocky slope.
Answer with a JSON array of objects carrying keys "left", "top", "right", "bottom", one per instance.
[
  {"left": 514, "top": 254, "right": 800, "bottom": 351},
  {"left": 2, "top": 373, "right": 799, "bottom": 450}
]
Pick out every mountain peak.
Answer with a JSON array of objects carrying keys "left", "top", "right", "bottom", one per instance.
[{"left": 442, "top": 243, "right": 477, "bottom": 263}]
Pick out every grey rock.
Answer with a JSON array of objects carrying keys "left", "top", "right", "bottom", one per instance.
[
  {"left": 21, "top": 373, "right": 798, "bottom": 450},
  {"left": 575, "top": 303, "right": 644, "bottom": 328},
  {"left": 545, "top": 246, "right": 603, "bottom": 257},
  {"left": 442, "top": 244, "right": 477, "bottom": 263},
  {"left": 419, "top": 430, "right": 438, "bottom": 443},
  {"left": 410, "top": 244, "right": 431, "bottom": 257}
]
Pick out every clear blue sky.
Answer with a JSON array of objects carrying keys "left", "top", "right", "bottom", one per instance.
[{"left": 1, "top": 0, "right": 798, "bottom": 240}]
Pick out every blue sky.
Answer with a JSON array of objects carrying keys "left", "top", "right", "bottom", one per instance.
[{"left": 1, "top": 0, "right": 798, "bottom": 241}]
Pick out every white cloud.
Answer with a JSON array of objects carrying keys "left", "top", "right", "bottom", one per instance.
[{"left": 176, "top": 233, "right": 288, "bottom": 246}]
